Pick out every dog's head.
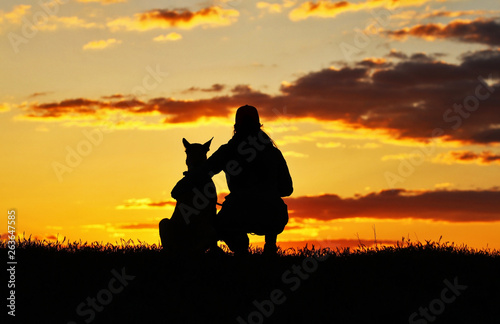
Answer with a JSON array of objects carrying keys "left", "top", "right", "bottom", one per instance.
[{"left": 183, "top": 137, "right": 213, "bottom": 169}]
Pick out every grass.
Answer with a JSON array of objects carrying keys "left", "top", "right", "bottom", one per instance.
[{"left": 2, "top": 236, "right": 500, "bottom": 323}]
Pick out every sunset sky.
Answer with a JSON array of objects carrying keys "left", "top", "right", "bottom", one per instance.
[{"left": 1, "top": 0, "right": 499, "bottom": 250}]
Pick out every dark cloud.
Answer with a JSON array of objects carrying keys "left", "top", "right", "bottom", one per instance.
[
  {"left": 231, "top": 84, "right": 256, "bottom": 94},
  {"left": 101, "top": 94, "right": 125, "bottom": 99},
  {"left": 470, "top": 129, "right": 500, "bottom": 144},
  {"left": 182, "top": 84, "right": 226, "bottom": 93},
  {"left": 356, "top": 58, "right": 392, "bottom": 68},
  {"left": 387, "top": 18, "right": 500, "bottom": 46},
  {"left": 138, "top": 8, "right": 226, "bottom": 25},
  {"left": 438, "top": 150, "right": 500, "bottom": 164},
  {"left": 421, "top": 10, "right": 499, "bottom": 19},
  {"left": 28, "top": 92, "right": 52, "bottom": 98},
  {"left": 284, "top": 189, "right": 500, "bottom": 222},
  {"left": 408, "top": 52, "right": 438, "bottom": 62},
  {"left": 279, "top": 50, "right": 500, "bottom": 144},
  {"left": 386, "top": 49, "right": 408, "bottom": 60},
  {"left": 24, "top": 49, "right": 500, "bottom": 144}
]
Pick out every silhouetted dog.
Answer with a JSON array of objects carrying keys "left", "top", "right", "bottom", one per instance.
[{"left": 159, "top": 138, "right": 217, "bottom": 255}]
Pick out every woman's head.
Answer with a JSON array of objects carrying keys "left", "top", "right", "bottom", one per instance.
[
  {"left": 233, "top": 105, "right": 277, "bottom": 148},
  {"left": 234, "top": 105, "right": 262, "bottom": 135}
]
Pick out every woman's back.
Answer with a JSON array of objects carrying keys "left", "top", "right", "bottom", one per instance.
[{"left": 207, "top": 129, "right": 293, "bottom": 198}]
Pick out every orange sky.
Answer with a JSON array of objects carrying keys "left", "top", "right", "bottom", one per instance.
[{"left": 1, "top": 0, "right": 499, "bottom": 250}]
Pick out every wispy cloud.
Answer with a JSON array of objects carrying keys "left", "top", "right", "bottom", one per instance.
[
  {"left": 257, "top": 1, "right": 296, "bottom": 14},
  {"left": 289, "top": 0, "right": 430, "bottom": 21},
  {"left": 153, "top": 32, "right": 182, "bottom": 42},
  {"left": 116, "top": 198, "right": 176, "bottom": 210},
  {"left": 0, "top": 4, "right": 100, "bottom": 33},
  {"left": 28, "top": 92, "right": 52, "bottom": 98},
  {"left": 35, "top": 16, "right": 100, "bottom": 31},
  {"left": 381, "top": 153, "right": 425, "bottom": 161},
  {"left": 182, "top": 83, "right": 226, "bottom": 93},
  {"left": 434, "top": 150, "right": 500, "bottom": 165},
  {"left": 420, "top": 9, "right": 500, "bottom": 19},
  {"left": 83, "top": 38, "right": 122, "bottom": 50},
  {"left": 283, "top": 151, "right": 309, "bottom": 158},
  {"left": 0, "top": 4, "right": 31, "bottom": 26},
  {"left": 316, "top": 142, "right": 346, "bottom": 149},
  {"left": 0, "top": 103, "right": 11, "bottom": 113},
  {"left": 117, "top": 223, "right": 158, "bottom": 229},
  {"left": 386, "top": 18, "right": 500, "bottom": 46}
]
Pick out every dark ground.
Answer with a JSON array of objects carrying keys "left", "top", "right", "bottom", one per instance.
[{"left": 4, "top": 239, "right": 500, "bottom": 324}]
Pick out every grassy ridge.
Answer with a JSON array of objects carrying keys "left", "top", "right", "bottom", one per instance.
[{"left": 3, "top": 237, "right": 500, "bottom": 324}]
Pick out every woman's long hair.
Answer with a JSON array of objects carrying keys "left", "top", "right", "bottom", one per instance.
[{"left": 233, "top": 124, "right": 277, "bottom": 148}]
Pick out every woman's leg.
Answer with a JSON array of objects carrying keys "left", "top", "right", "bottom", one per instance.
[
  {"left": 223, "top": 231, "right": 249, "bottom": 256},
  {"left": 264, "top": 234, "right": 278, "bottom": 255},
  {"left": 216, "top": 198, "right": 249, "bottom": 255}
]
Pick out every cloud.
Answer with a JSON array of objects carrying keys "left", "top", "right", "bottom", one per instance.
[
  {"left": 0, "top": 4, "right": 31, "bottom": 25},
  {"left": 35, "top": 16, "right": 100, "bottom": 31},
  {"left": 83, "top": 38, "right": 122, "bottom": 50},
  {"left": 116, "top": 198, "right": 176, "bottom": 210},
  {"left": 381, "top": 153, "right": 424, "bottom": 161},
  {"left": 117, "top": 223, "right": 158, "bottom": 229},
  {"left": 284, "top": 189, "right": 500, "bottom": 222},
  {"left": 386, "top": 18, "right": 500, "bottom": 46},
  {"left": 101, "top": 93, "right": 125, "bottom": 99},
  {"left": 20, "top": 49, "right": 500, "bottom": 144},
  {"left": 257, "top": 2, "right": 283, "bottom": 14},
  {"left": 0, "top": 103, "right": 11, "bottom": 113},
  {"left": 0, "top": 5, "right": 31, "bottom": 34},
  {"left": 386, "top": 49, "right": 408, "bottom": 60},
  {"left": 0, "top": 6, "right": 99, "bottom": 33},
  {"left": 356, "top": 57, "right": 392, "bottom": 68},
  {"left": 283, "top": 151, "right": 309, "bottom": 158},
  {"left": 316, "top": 142, "right": 345, "bottom": 148},
  {"left": 28, "top": 92, "right": 52, "bottom": 98},
  {"left": 153, "top": 32, "right": 182, "bottom": 42},
  {"left": 420, "top": 9, "right": 500, "bottom": 19},
  {"left": 434, "top": 150, "right": 500, "bottom": 165},
  {"left": 182, "top": 83, "right": 226, "bottom": 93},
  {"left": 289, "top": 0, "right": 430, "bottom": 21},
  {"left": 107, "top": 7, "right": 239, "bottom": 31}
]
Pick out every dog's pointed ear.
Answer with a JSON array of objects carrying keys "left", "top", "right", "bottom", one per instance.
[
  {"left": 203, "top": 137, "right": 213, "bottom": 151},
  {"left": 182, "top": 138, "right": 190, "bottom": 149}
]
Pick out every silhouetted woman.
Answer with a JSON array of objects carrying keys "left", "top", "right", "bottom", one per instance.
[{"left": 205, "top": 105, "right": 293, "bottom": 255}]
